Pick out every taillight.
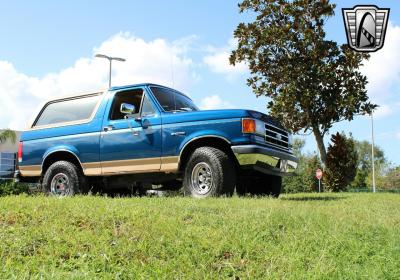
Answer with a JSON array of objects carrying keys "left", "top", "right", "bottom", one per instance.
[
  {"left": 242, "top": 118, "right": 256, "bottom": 133},
  {"left": 18, "top": 142, "right": 23, "bottom": 162}
]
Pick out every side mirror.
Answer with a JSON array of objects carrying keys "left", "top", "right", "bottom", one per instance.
[{"left": 120, "top": 103, "right": 135, "bottom": 115}]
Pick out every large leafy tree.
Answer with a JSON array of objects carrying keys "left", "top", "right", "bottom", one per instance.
[{"left": 230, "top": 0, "right": 376, "bottom": 164}]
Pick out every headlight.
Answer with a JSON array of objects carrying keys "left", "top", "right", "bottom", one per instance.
[{"left": 254, "top": 119, "right": 265, "bottom": 135}]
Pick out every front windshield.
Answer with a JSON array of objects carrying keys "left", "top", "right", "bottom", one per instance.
[{"left": 150, "top": 86, "right": 199, "bottom": 112}]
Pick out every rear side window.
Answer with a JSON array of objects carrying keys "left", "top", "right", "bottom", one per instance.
[{"left": 34, "top": 94, "right": 100, "bottom": 127}]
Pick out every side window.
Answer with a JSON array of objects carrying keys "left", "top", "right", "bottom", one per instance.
[
  {"left": 110, "top": 89, "right": 143, "bottom": 120},
  {"left": 140, "top": 94, "right": 156, "bottom": 117},
  {"left": 151, "top": 86, "right": 198, "bottom": 112},
  {"left": 34, "top": 94, "right": 100, "bottom": 127}
]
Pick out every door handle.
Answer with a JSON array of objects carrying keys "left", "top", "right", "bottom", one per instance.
[
  {"left": 103, "top": 125, "right": 114, "bottom": 132},
  {"left": 171, "top": 131, "right": 186, "bottom": 136}
]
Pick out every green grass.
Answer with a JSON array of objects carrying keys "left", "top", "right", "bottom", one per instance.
[{"left": 0, "top": 193, "right": 399, "bottom": 279}]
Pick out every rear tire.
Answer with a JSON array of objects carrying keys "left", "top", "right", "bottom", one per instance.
[
  {"left": 236, "top": 172, "right": 282, "bottom": 198},
  {"left": 42, "top": 161, "right": 86, "bottom": 196},
  {"left": 183, "top": 146, "right": 236, "bottom": 198}
]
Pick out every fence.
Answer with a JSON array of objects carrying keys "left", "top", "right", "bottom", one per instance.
[{"left": 0, "top": 152, "right": 16, "bottom": 181}]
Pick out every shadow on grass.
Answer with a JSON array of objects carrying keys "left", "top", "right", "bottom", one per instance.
[{"left": 281, "top": 196, "right": 347, "bottom": 201}]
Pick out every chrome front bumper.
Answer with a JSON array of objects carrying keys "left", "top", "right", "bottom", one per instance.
[{"left": 231, "top": 145, "right": 298, "bottom": 176}]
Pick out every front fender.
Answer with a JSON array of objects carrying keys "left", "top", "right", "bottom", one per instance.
[{"left": 178, "top": 130, "right": 232, "bottom": 152}]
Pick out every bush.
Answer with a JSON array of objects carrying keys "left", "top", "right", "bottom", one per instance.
[
  {"left": 325, "top": 132, "right": 358, "bottom": 192},
  {"left": 0, "top": 181, "right": 29, "bottom": 196},
  {"left": 283, "top": 139, "right": 323, "bottom": 193}
]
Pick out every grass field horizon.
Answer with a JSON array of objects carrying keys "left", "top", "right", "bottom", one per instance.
[{"left": 1, "top": 193, "right": 399, "bottom": 279}]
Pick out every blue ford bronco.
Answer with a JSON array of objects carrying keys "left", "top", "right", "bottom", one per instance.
[{"left": 16, "top": 84, "right": 297, "bottom": 197}]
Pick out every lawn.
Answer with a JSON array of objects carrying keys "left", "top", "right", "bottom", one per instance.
[{"left": 0, "top": 193, "right": 399, "bottom": 279}]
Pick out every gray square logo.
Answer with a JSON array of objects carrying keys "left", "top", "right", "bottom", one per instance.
[{"left": 342, "top": 5, "right": 390, "bottom": 52}]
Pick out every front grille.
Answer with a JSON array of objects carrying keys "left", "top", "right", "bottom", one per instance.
[{"left": 265, "top": 123, "right": 289, "bottom": 150}]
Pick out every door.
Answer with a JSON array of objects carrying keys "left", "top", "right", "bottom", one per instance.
[{"left": 100, "top": 87, "right": 162, "bottom": 175}]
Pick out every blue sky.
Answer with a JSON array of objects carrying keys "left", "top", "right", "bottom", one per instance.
[{"left": 0, "top": 0, "right": 399, "bottom": 164}]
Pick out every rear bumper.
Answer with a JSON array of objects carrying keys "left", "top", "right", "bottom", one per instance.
[
  {"left": 231, "top": 145, "right": 298, "bottom": 176},
  {"left": 14, "top": 170, "right": 39, "bottom": 184},
  {"left": 14, "top": 170, "right": 20, "bottom": 183}
]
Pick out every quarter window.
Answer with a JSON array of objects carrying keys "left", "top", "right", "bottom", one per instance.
[
  {"left": 34, "top": 94, "right": 100, "bottom": 127},
  {"left": 141, "top": 94, "right": 156, "bottom": 117}
]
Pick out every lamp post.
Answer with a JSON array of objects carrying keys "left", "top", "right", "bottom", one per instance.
[
  {"left": 95, "top": 54, "right": 126, "bottom": 88},
  {"left": 371, "top": 111, "right": 376, "bottom": 193}
]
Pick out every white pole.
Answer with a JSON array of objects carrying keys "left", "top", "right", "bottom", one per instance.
[
  {"left": 108, "top": 59, "right": 112, "bottom": 88},
  {"left": 94, "top": 54, "right": 126, "bottom": 89},
  {"left": 371, "top": 112, "right": 376, "bottom": 193}
]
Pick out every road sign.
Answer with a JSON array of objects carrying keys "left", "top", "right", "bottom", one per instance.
[
  {"left": 316, "top": 169, "right": 323, "bottom": 180},
  {"left": 316, "top": 169, "right": 323, "bottom": 193}
]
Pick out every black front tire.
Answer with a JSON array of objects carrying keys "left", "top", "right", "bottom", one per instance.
[
  {"left": 42, "top": 161, "right": 86, "bottom": 196},
  {"left": 183, "top": 146, "right": 236, "bottom": 198},
  {"left": 237, "top": 172, "right": 282, "bottom": 198}
]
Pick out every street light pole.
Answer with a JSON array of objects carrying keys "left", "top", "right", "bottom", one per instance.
[
  {"left": 109, "top": 59, "right": 112, "bottom": 88},
  {"left": 371, "top": 112, "right": 376, "bottom": 193},
  {"left": 95, "top": 54, "right": 126, "bottom": 88}
]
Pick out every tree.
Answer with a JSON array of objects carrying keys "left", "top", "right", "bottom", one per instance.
[
  {"left": 380, "top": 166, "right": 400, "bottom": 191},
  {"left": 0, "top": 129, "right": 16, "bottom": 144},
  {"left": 324, "top": 132, "right": 357, "bottom": 191},
  {"left": 351, "top": 140, "right": 386, "bottom": 189},
  {"left": 230, "top": 0, "right": 376, "bottom": 165}
]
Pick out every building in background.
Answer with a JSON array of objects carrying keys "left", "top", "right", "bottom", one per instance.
[{"left": 0, "top": 131, "right": 21, "bottom": 179}]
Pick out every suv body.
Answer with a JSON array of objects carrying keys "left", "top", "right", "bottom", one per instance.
[{"left": 16, "top": 84, "right": 297, "bottom": 197}]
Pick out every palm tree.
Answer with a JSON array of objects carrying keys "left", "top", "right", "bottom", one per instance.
[{"left": 0, "top": 129, "right": 17, "bottom": 144}]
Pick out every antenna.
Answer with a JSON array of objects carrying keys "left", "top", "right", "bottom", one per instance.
[
  {"left": 170, "top": 53, "right": 175, "bottom": 88},
  {"left": 170, "top": 53, "right": 177, "bottom": 112}
]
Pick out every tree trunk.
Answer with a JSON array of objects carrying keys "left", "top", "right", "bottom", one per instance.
[{"left": 312, "top": 126, "right": 327, "bottom": 166}]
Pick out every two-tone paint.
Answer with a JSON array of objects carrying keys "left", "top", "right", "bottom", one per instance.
[{"left": 19, "top": 84, "right": 270, "bottom": 178}]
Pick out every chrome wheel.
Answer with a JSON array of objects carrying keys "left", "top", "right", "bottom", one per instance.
[
  {"left": 50, "top": 173, "right": 71, "bottom": 196},
  {"left": 191, "top": 162, "right": 214, "bottom": 195}
]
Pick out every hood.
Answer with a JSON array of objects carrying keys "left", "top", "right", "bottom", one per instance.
[{"left": 162, "top": 109, "right": 284, "bottom": 129}]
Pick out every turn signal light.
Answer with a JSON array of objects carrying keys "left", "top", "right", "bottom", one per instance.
[{"left": 242, "top": 118, "right": 256, "bottom": 133}]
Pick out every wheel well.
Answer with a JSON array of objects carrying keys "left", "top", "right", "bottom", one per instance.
[
  {"left": 178, "top": 137, "right": 239, "bottom": 171},
  {"left": 42, "top": 151, "right": 83, "bottom": 176}
]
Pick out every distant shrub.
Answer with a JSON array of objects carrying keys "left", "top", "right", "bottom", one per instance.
[
  {"left": 325, "top": 132, "right": 358, "bottom": 192},
  {"left": 0, "top": 181, "right": 29, "bottom": 196},
  {"left": 283, "top": 139, "right": 323, "bottom": 193}
]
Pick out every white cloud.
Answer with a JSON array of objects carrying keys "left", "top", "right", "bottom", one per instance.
[
  {"left": 203, "top": 52, "right": 247, "bottom": 76},
  {"left": 199, "top": 94, "right": 235, "bottom": 110},
  {"left": 203, "top": 38, "right": 247, "bottom": 79},
  {"left": 361, "top": 23, "right": 400, "bottom": 104},
  {"left": 373, "top": 104, "right": 394, "bottom": 119},
  {"left": 0, "top": 33, "right": 197, "bottom": 130}
]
